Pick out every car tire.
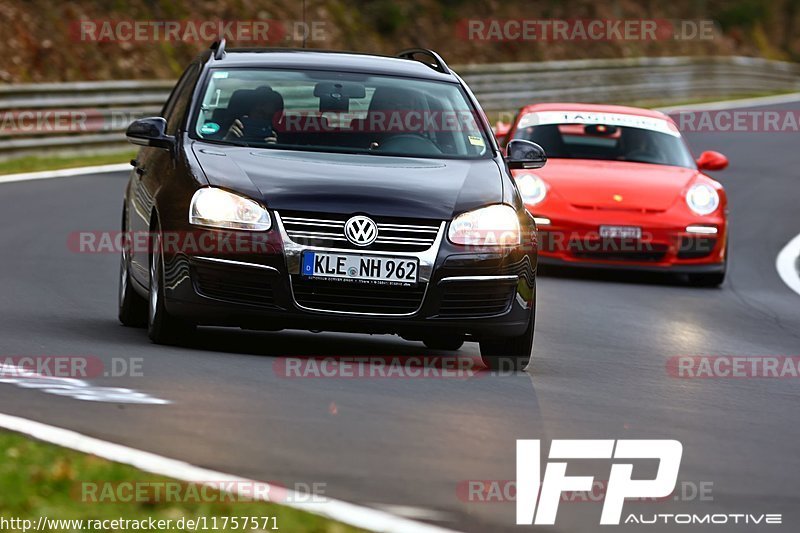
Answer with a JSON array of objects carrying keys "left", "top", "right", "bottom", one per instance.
[
  {"left": 148, "top": 230, "right": 195, "bottom": 344},
  {"left": 479, "top": 299, "right": 535, "bottom": 372},
  {"left": 118, "top": 246, "right": 147, "bottom": 327},
  {"left": 423, "top": 337, "right": 464, "bottom": 351}
]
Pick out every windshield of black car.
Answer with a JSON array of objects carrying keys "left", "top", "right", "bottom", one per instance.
[
  {"left": 192, "top": 68, "right": 491, "bottom": 159},
  {"left": 511, "top": 121, "right": 695, "bottom": 168}
]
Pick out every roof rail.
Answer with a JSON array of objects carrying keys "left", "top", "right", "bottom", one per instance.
[
  {"left": 210, "top": 39, "right": 226, "bottom": 60},
  {"left": 397, "top": 48, "right": 451, "bottom": 75}
]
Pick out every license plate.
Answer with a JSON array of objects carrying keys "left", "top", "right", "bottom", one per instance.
[
  {"left": 599, "top": 225, "right": 642, "bottom": 239},
  {"left": 301, "top": 252, "right": 419, "bottom": 284}
]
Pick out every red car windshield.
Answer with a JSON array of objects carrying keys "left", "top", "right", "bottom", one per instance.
[{"left": 512, "top": 123, "right": 696, "bottom": 168}]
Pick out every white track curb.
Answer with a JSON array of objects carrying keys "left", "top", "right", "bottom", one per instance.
[
  {"left": 0, "top": 163, "right": 130, "bottom": 184},
  {"left": 0, "top": 413, "right": 460, "bottom": 533}
]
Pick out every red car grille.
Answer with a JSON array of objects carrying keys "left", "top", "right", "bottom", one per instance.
[
  {"left": 569, "top": 242, "right": 669, "bottom": 263},
  {"left": 571, "top": 204, "right": 665, "bottom": 214}
]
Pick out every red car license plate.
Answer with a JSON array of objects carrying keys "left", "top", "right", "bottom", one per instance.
[{"left": 599, "top": 226, "right": 642, "bottom": 239}]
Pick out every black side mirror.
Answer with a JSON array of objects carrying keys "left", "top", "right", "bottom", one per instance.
[
  {"left": 126, "top": 117, "right": 174, "bottom": 149},
  {"left": 506, "top": 139, "right": 547, "bottom": 170}
]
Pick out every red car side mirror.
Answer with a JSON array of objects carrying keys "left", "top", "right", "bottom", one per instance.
[{"left": 696, "top": 151, "right": 729, "bottom": 171}]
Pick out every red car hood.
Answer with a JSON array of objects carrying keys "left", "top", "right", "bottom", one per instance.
[{"left": 535, "top": 159, "right": 700, "bottom": 211}]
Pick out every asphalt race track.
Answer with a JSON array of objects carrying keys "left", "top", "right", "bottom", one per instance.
[{"left": 1, "top": 100, "right": 799, "bottom": 532}]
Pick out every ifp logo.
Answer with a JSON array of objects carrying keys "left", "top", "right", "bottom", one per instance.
[{"left": 516, "top": 439, "right": 682, "bottom": 525}]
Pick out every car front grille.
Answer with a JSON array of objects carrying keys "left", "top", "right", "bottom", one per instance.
[
  {"left": 292, "top": 277, "right": 426, "bottom": 314},
  {"left": 193, "top": 263, "right": 278, "bottom": 308},
  {"left": 566, "top": 238, "right": 669, "bottom": 263},
  {"left": 437, "top": 281, "right": 517, "bottom": 318},
  {"left": 278, "top": 211, "right": 441, "bottom": 253},
  {"left": 572, "top": 204, "right": 665, "bottom": 214},
  {"left": 569, "top": 243, "right": 669, "bottom": 263}
]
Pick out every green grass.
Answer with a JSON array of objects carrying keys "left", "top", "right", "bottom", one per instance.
[
  {"left": 0, "top": 431, "right": 365, "bottom": 533},
  {"left": 0, "top": 151, "right": 138, "bottom": 176}
]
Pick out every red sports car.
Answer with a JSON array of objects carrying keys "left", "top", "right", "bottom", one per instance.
[{"left": 503, "top": 103, "right": 729, "bottom": 286}]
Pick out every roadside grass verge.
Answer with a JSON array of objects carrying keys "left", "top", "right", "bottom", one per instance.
[
  {"left": 0, "top": 151, "right": 137, "bottom": 176},
  {"left": 0, "top": 431, "right": 365, "bottom": 533}
]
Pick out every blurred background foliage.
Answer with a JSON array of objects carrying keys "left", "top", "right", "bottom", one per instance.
[{"left": 0, "top": 0, "right": 798, "bottom": 82}]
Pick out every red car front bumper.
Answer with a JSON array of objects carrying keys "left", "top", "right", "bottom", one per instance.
[{"left": 532, "top": 206, "right": 727, "bottom": 273}]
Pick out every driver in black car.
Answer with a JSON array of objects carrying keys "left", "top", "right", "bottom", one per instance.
[
  {"left": 225, "top": 86, "right": 283, "bottom": 144},
  {"left": 358, "top": 86, "right": 441, "bottom": 153}
]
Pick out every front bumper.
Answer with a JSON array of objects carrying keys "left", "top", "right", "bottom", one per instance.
[
  {"left": 160, "top": 216, "right": 537, "bottom": 339},
  {"left": 532, "top": 211, "right": 727, "bottom": 272},
  {"left": 537, "top": 254, "right": 725, "bottom": 274}
]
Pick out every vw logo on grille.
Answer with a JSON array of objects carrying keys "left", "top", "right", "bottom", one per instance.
[{"left": 344, "top": 215, "right": 378, "bottom": 246}]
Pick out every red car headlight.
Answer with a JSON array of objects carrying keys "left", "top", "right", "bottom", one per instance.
[
  {"left": 515, "top": 173, "right": 548, "bottom": 206},
  {"left": 686, "top": 184, "right": 720, "bottom": 216}
]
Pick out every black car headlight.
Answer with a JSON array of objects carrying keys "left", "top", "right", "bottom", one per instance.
[
  {"left": 448, "top": 204, "right": 521, "bottom": 247},
  {"left": 189, "top": 188, "right": 271, "bottom": 231}
]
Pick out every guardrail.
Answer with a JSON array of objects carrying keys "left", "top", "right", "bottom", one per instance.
[
  {"left": 1, "top": 56, "right": 799, "bottom": 161},
  {"left": 459, "top": 56, "right": 800, "bottom": 115},
  {"left": 0, "top": 80, "right": 174, "bottom": 160}
]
